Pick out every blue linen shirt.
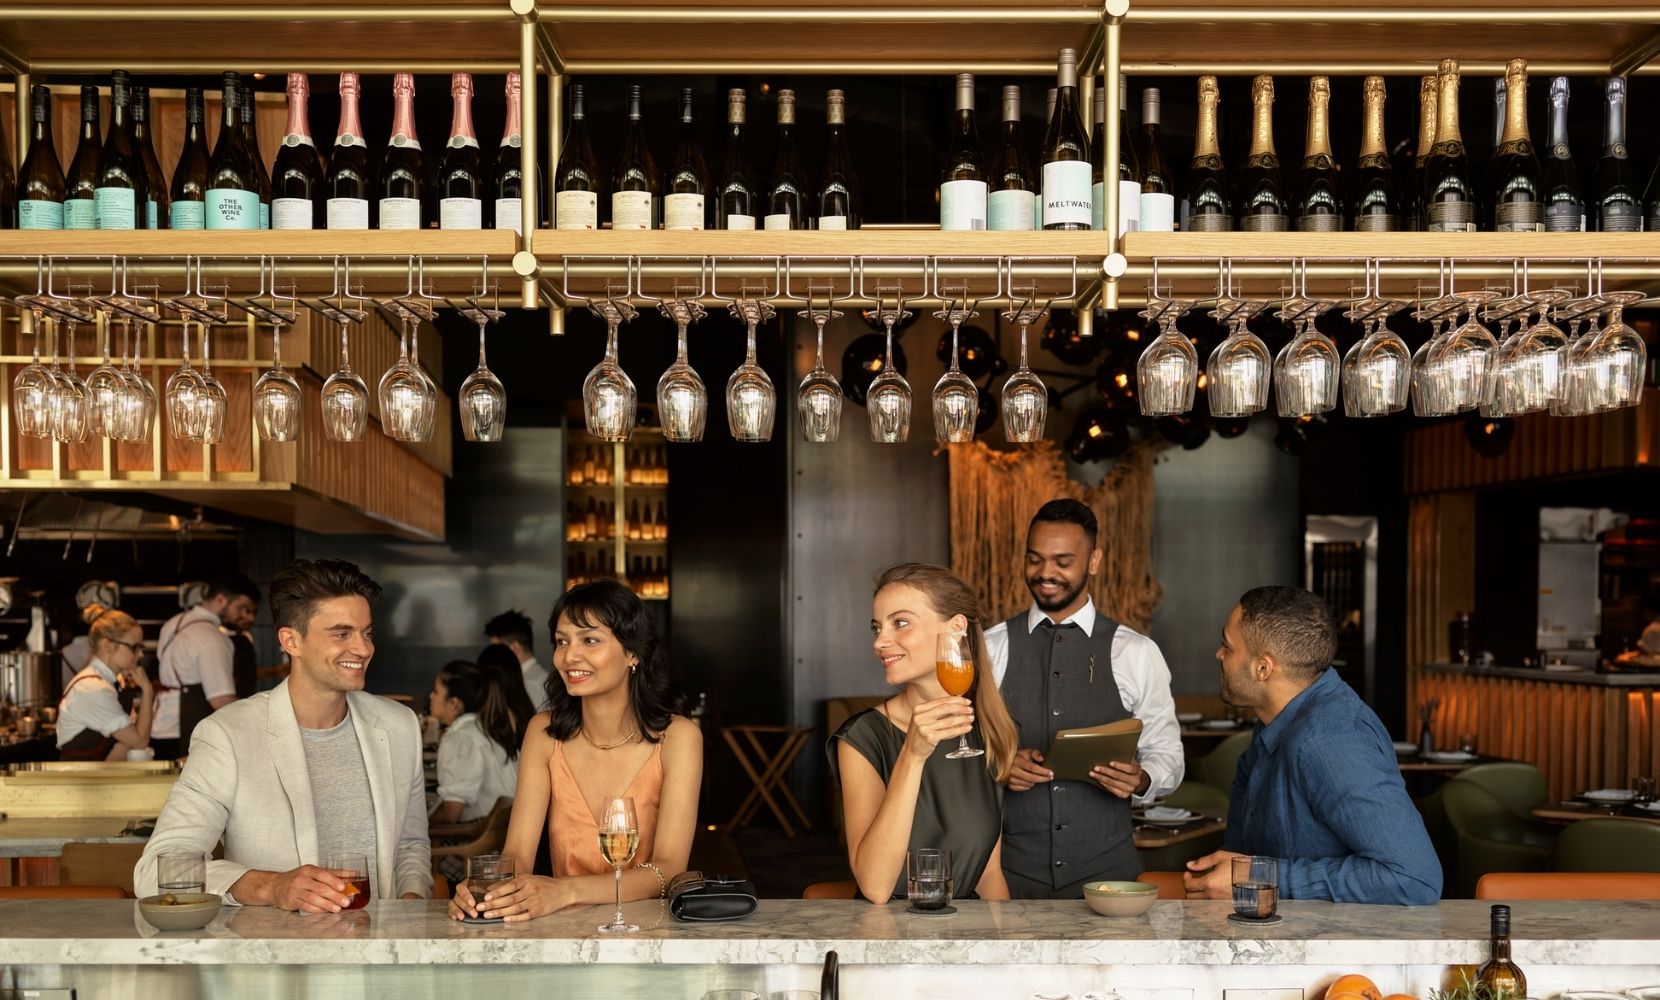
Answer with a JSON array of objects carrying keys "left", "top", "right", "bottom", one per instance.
[{"left": 1223, "top": 668, "right": 1443, "bottom": 905}]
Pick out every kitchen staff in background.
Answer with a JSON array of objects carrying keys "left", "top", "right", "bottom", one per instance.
[{"left": 152, "top": 574, "right": 260, "bottom": 760}]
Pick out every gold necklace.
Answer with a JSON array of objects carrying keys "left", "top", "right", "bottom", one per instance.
[{"left": 580, "top": 724, "right": 639, "bottom": 750}]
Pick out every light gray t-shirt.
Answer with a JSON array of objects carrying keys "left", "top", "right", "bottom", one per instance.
[{"left": 300, "top": 711, "right": 379, "bottom": 889}]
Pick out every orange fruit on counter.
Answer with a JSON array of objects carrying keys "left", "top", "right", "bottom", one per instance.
[{"left": 1326, "top": 976, "right": 1383, "bottom": 1000}]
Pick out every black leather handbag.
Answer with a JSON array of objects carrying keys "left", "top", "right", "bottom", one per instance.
[{"left": 667, "top": 871, "right": 758, "bottom": 922}]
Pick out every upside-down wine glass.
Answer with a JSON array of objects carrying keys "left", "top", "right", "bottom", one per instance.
[
  {"left": 254, "top": 316, "right": 303, "bottom": 443},
  {"left": 726, "top": 300, "right": 776, "bottom": 443},
  {"left": 657, "top": 301, "right": 708, "bottom": 443},
  {"left": 797, "top": 302, "right": 844, "bottom": 443},
  {"left": 458, "top": 308, "right": 507, "bottom": 443},
  {"left": 379, "top": 318, "right": 426, "bottom": 442},
  {"left": 12, "top": 316, "right": 55, "bottom": 439},
  {"left": 1431, "top": 292, "right": 1500, "bottom": 413},
  {"left": 52, "top": 320, "right": 92, "bottom": 444},
  {"left": 867, "top": 309, "right": 913, "bottom": 443},
  {"left": 1001, "top": 303, "right": 1049, "bottom": 441},
  {"left": 165, "top": 321, "right": 205, "bottom": 441},
  {"left": 1551, "top": 306, "right": 1596, "bottom": 417},
  {"left": 1206, "top": 314, "right": 1271, "bottom": 418},
  {"left": 86, "top": 311, "right": 126, "bottom": 440},
  {"left": 1137, "top": 307, "right": 1199, "bottom": 417},
  {"left": 1273, "top": 316, "right": 1340, "bottom": 417},
  {"left": 932, "top": 301, "right": 979, "bottom": 444},
  {"left": 409, "top": 321, "right": 439, "bottom": 442},
  {"left": 118, "top": 319, "right": 157, "bottom": 444},
  {"left": 1411, "top": 313, "right": 1456, "bottom": 418},
  {"left": 321, "top": 319, "right": 370, "bottom": 442},
  {"left": 1579, "top": 291, "right": 1648, "bottom": 412},
  {"left": 194, "top": 322, "right": 227, "bottom": 444},
  {"left": 583, "top": 301, "right": 638, "bottom": 443},
  {"left": 1342, "top": 315, "right": 1411, "bottom": 417},
  {"left": 1478, "top": 308, "right": 1524, "bottom": 418}
]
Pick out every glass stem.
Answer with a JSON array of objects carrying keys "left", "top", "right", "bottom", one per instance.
[
  {"left": 884, "top": 317, "right": 895, "bottom": 366},
  {"left": 950, "top": 319, "right": 961, "bottom": 372},
  {"left": 272, "top": 326, "right": 283, "bottom": 369},
  {"left": 180, "top": 322, "right": 193, "bottom": 369},
  {"left": 65, "top": 323, "right": 78, "bottom": 374},
  {"left": 477, "top": 322, "right": 489, "bottom": 368},
  {"left": 101, "top": 315, "right": 112, "bottom": 364},
  {"left": 814, "top": 316, "right": 828, "bottom": 370},
  {"left": 605, "top": 317, "right": 621, "bottom": 362},
  {"left": 746, "top": 320, "right": 758, "bottom": 365},
  {"left": 199, "top": 323, "right": 211, "bottom": 371},
  {"left": 1018, "top": 320, "right": 1031, "bottom": 369},
  {"left": 677, "top": 320, "right": 689, "bottom": 363},
  {"left": 612, "top": 865, "right": 623, "bottom": 925},
  {"left": 339, "top": 323, "right": 351, "bottom": 370}
]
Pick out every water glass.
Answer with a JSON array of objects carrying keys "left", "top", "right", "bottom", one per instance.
[
  {"left": 466, "top": 853, "right": 515, "bottom": 912},
  {"left": 1231, "top": 855, "right": 1278, "bottom": 920},
  {"left": 1634, "top": 776, "right": 1657, "bottom": 804},
  {"left": 157, "top": 850, "right": 207, "bottom": 895},
  {"left": 1459, "top": 733, "right": 1479, "bottom": 755},
  {"left": 906, "top": 848, "right": 953, "bottom": 911}
]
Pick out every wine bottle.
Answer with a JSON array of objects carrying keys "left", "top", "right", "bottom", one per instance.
[
  {"left": 1116, "top": 74, "right": 1141, "bottom": 235},
  {"left": 240, "top": 83, "right": 271, "bottom": 228},
  {"left": 1423, "top": 59, "right": 1476, "bottom": 232},
  {"left": 206, "top": 72, "right": 258, "bottom": 229},
  {"left": 1039, "top": 87, "right": 1056, "bottom": 227},
  {"left": 817, "top": 88, "right": 859, "bottom": 229},
  {"left": 1138, "top": 87, "right": 1175, "bottom": 232},
  {"left": 169, "top": 87, "right": 210, "bottom": 230},
  {"left": 554, "top": 82, "right": 600, "bottom": 230},
  {"left": 379, "top": 72, "right": 425, "bottom": 230},
  {"left": 611, "top": 84, "right": 658, "bottom": 231},
  {"left": 326, "top": 73, "right": 371, "bottom": 230},
  {"left": 65, "top": 86, "right": 101, "bottom": 231},
  {"left": 1237, "top": 75, "right": 1288, "bottom": 231},
  {"left": 988, "top": 85, "right": 1035, "bottom": 231},
  {"left": 1542, "top": 78, "right": 1584, "bottom": 232},
  {"left": 17, "top": 86, "right": 66, "bottom": 231},
  {"left": 1479, "top": 77, "right": 1504, "bottom": 232},
  {"left": 1042, "top": 48, "right": 1091, "bottom": 230},
  {"left": 1596, "top": 77, "right": 1640, "bottom": 232},
  {"left": 765, "top": 88, "right": 806, "bottom": 230},
  {"left": 1409, "top": 74, "right": 1437, "bottom": 231},
  {"left": 494, "top": 71, "right": 527, "bottom": 232},
  {"left": 272, "top": 73, "right": 326, "bottom": 230},
  {"left": 131, "top": 86, "right": 168, "bottom": 229},
  {"left": 438, "top": 73, "right": 484, "bottom": 230},
  {"left": 0, "top": 120, "right": 13, "bottom": 229},
  {"left": 1181, "top": 75, "right": 1231, "bottom": 231},
  {"left": 1350, "top": 75, "right": 1396, "bottom": 232},
  {"left": 941, "top": 73, "right": 988, "bottom": 231},
  {"left": 94, "top": 71, "right": 147, "bottom": 230},
  {"left": 716, "top": 88, "right": 756, "bottom": 230},
  {"left": 1295, "top": 76, "right": 1342, "bottom": 231},
  {"left": 1475, "top": 905, "right": 1527, "bottom": 1000},
  {"left": 665, "top": 87, "right": 710, "bottom": 231},
  {"left": 1490, "top": 59, "right": 1542, "bottom": 232}
]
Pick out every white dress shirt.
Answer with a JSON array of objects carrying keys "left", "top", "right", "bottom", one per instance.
[
  {"left": 521, "top": 655, "right": 550, "bottom": 712},
  {"left": 435, "top": 713, "right": 521, "bottom": 822},
  {"left": 153, "top": 605, "right": 234, "bottom": 740},
  {"left": 986, "top": 598, "right": 1184, "bottom": 804},
  {"left": 57, "top": 658, "right": 132, "bottom": 748}
]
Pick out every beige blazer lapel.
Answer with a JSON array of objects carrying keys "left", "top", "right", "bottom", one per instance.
[
  {"left": 266, "top": 680, "right": 320, "bottom": 865},
  {"left": 349, "top": 693, "right": 397, "bottom": 895}
]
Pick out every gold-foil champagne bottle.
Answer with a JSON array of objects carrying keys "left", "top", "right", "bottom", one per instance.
[
  {"left": 1238, "top": 74, "right": 1289, "bottom": 231},
  {"left": 1295, "top": 76, "right": 1342, "bottom": 231},
  {"left": 1181, "top": 75, "right": 1231, "bottom": 231},
  {"left": 1351, "top": 76, "right": 1396, "bottom": 231},
  {"left": 1422, "top": 58, "right": 1476, "bottom": 232},
  {"left": 1489, "top": 58, "right": 1543, "bottom": 232}
]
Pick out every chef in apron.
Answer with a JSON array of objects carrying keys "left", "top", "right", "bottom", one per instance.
[
  {"left": 57, "top": 606, "right": 154, "bottom": 761},
  {"left": 153, "top": 578, "right": 255, "bottom": 759}
]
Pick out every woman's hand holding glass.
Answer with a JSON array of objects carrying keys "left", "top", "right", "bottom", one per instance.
[
  {"left": 901, "top": 696, "right": 974, "bottom": 763},
  {"left": 449, "top": 871, "right": 574, "bottom": 923}
]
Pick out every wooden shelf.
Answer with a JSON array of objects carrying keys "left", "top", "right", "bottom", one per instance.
[{"left": 1125, "top": 232, "right": 1660, "bottom": 260}]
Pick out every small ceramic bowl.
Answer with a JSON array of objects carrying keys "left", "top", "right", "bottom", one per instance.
[
  {"left": 1082, "top": 881, "right": 1158, "bottom": 917},
  {"left": 138, "top": 892, "right": 222, "bottom": 931}
]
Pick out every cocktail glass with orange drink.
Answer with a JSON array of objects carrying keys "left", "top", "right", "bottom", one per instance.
[{"left": 936, "top": 631, "right": 984, "bottom": 760}]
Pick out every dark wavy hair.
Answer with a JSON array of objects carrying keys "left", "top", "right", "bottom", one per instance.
[
  {"left": 544, "top": 580, "right": 682, "bottom": 743},
  {"left": 477, "top": 642, "right": 537, "bottom": 742},
  {"left": 437, "top": 659, "right": 520, "bottom": 762},
  {"left": 269, "top": 559, "right": 381, "bottom": 633}
]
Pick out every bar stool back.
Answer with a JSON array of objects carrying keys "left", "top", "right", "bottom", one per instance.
[{"left": 1475, "top": 871, "right": 1660, "bottom": 899}]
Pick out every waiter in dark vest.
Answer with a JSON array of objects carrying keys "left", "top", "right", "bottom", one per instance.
[
  {"left": 987, "top": 499, "right": 1185, "bottom": 898},
  {"left": 152, "top": 575, "right": 260, "bottom": 759}
]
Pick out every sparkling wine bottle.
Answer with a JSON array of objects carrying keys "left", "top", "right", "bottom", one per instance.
[
  {"left": 438, "top": 73, "right": 484, "bottom": 230},
  {"left": 941, "top": 73, "right": 988, "bottom": 232},
  {"left": 1042, "top": 48, "right": 1091, "bottom": 230},
  {"left": 206, "top": 71, "right": 259, "bottom": 230},
  {"left": 716, "top": 88, "right": 756, "bottom": 230},
  {"left": 665, "top": 87, "right": 710, "bottom": 230},
  {"left": 1138, "top": 87, "right": 1175, "bottom": 232},
  {"left": 816, "top": 89, "right": 859, "bottom": 229},
  {"left": 240, "top": 83, "right": 272, "bottom": 228},
  {"left": 1294, "top": 76, "right": 1342, "bottom": 231},
  {"left": 131, "top": 86, "right": 168, "bottom": 228},
  {"left": 1597, "top": 77, "right": 1641, "bottom": 232},
  {"left": 988, "top": 85, "right": 1035, "bottom": 231},
  {"left": 1350, "top": 76, "right": 1396, "bottom": 231},
  {"left": 169, "top": 87, "right": 210, "bottom": 230},
  {"left": 494, "top": 72, "right": 530, "bottom": 232},
  {"left": 554, "top": 82, "right": 600, "bottom": 230},
  {"left": 272, "top": 73, "right": 326, "bottom": 230},
  {"left": 1181, "top": 76, "right": 1231, "bottom": 231},
  {"left": 326, "top": 73, "right": 371, "bottom": 230},
  {"left": 1490, "top": 59, "right": 1542, "bottom": 232},
  {"left": 379, "top": 72, "right": 426, "bottom": 230},
  {"left": 65, "top": 86, "right": 101, "bottom": 230},
  {"left": 18, "top": 86, "right": 66, "bottom": 231},
  {"left": 611, "top": 84, "right": 658, "bottom": 231},
  {"left": 1542, "top": 78, "right": 1584, "bottom": 232},
  {"left": 1423, "top": 59, "right": 1476, "bottom": 232},
  {"left": 94, "top": 70, "right": 147, "bottom": 230},
  {"left": 1237, "top": 75, "right": 1288, "bottom": 231},
  {"left": 1408, "top": 74, "right": 1437, "bottom": 231}
]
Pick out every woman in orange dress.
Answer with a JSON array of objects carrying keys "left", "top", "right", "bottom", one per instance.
[{"left": 450, "top": 580, "right": 703, "bottom": 922}]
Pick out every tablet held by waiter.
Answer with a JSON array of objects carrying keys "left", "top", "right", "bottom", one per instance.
[{"left": 151, "top": 575, "right": 261, "bottom": 760}]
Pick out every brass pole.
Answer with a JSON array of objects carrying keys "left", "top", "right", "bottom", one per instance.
[
  {"left": 515, "top": 0, "right": 540, "bottom": 309},
  {"left": 1612, "top": 29, "right": 1660, "bottom": 77},
  {"left": 562, "top": 60, "right": 1062, "bottom": 75},
  {"left": 535, "top": 22, "right": 567, "bottom": 76},
  {"left": 1121, "top": 61, "right": 1650, "bottom": 76},
  {"left": 0, "top": 44, "right": 27, "bottom": 78},
  {"left": 549, "top": 71, "right": 565, "bottom": 334},
  {"left": 1100, "top": 0, "right": 1127, "bottom": 311},
  {"left": 5, "top": 5, "right": 512, "bottom": 20},
  {"left": 1126, "top": 7, "right": 1658, "bottom": 23},
  {"left": 33, "top": 60, "right": 520, "bottom": 73},
  {"left": 14, "top": 71, "right": 29, "bottom": 168},
  {"left": 540, "top": 5, "right": 1093, "bottom": 22}
]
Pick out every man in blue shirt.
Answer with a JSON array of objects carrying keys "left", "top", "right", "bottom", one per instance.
[{"left": 1184, "top": 586, "right": 1442, "bottom": 905}]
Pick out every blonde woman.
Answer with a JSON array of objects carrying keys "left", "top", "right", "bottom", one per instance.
[
  {"left": 830, "top": 563, "right": 1018, "bottom": 904},
  {"left": 57, "top": 606, "right": 153, "bottom": 761}
]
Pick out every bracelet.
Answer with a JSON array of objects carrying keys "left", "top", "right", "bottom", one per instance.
[{"left": 635, "top": 862, "right": 667, "bottom": 898}]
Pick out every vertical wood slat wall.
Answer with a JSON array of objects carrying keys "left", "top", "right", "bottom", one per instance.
[{"left": 1404, "top": 397, "right": 1660, "bottom": 495}]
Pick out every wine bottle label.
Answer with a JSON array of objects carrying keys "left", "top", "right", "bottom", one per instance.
[
  {"left": 611, "top": 190, "right": 652, "bottom": 230},
  {"left": 93, "top": 187, "right": 138, "bottom": 229},
  {"left": 1494, "top": 202, "right": 1543, "bottom": 232},
  {"left": 1240, "top": 212, "right": 1289, "bottom": 232},
  {"left": 65, "top": 198, "right": 97, "bottom": 230},
  {"left": 1296, "top": 213, "right": 1343, "bottom": 232},
  {"left": 495, "top": 196, "right": 523, "bottom": 233},
  {"left": 379, "top": 197, "right": 422, "bottom": 229},
  {"left": 1139, "top": 192, "right": 1176, "bottom": 232},
  {"left": 389, "top": 134, "right": 422, "bottom": 151},
  {"left": 1427, "top": 202, "right": 1477, "bottom": 232},
  {"left": 763, "top": 213, "right": 793, "bottom": 230},
  {"left": 556, "top": 190, "right": 598, "bottom": 230},
  {"left": 334, "top": 134, "right": 365, "bottom": 148},
  {"left": 327, "top": 197, "right": 370, "bottom": 230},
  {"left": 1118, "top": 180, "right": 1141, "bottom": 235},
  {"left": 1353, "top": 213, "right": 1397, "bottom": 232},
  {"left": 1041, "top": 161, "right": 1092, "bottom": 228},
  {"left": 501, "top": 135, "right": 523, "bottom": 149},
  {"left": 988, "top": 189, "right": 1035, "bottom": 231},
  {"left": 447, "top": 135, "right": 480, "bottom": 149},
  {"left": 19, "top": 200, "right": 66, "bottom": 230},
  {"left": 272, "top": 197, "right": 314, "bottom": 229},
  {"left": 818, "top": 215, "right": 849, "bottom": 231},
  {"left": 1033, "top": 191, "right": 1042, "bottom": 227},
  {"left": 206, "top": 189, "right": 260, "bottom": 229},
  {"left": 1602, "top": 203, "right": 1642, "bottom": 232},
  {"left": 1185, "top": 211, "right": 1233, "bottom": 232},
  {"left": 170, "top": 200, "right": 206, "bottom": 230},
  {"left": 664, "top": 192, "right": 706, "bottom": 231},
  {"left": 283, "top": 133, "right": 316, "bottom": 148},
  {"left": 940, "top": 179, "right": 989, "bottom": 231},
  {"left": 146, "top": 199, "right": 158, "bottom": 230},
  {"left": 1543, "top": 203, "right": 1584, "bottom": 232},
  {"left": 258, "top": 202, "right": 270, "bottom": 230},
  {"left": 1092, "top": 181, "right": 1104, "bottom": 230},
  {"left": 440, "top": 197, "right": 483, "bottom": 230},
  {"left": 724, "top": 213, "right": 756, "bottom": 230}
]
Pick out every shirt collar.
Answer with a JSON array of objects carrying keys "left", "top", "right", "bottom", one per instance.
[
  {"left": 186, "top": 604, "right": 222, "bottom": 627},
  {"left": 520, "top": 655, "right": 540, "bottom": 673},
  {"left": 1258, "top": 667, "right": 1336, "bottom": 754},
  {"left": 1026, "top": 597, "right": 1097, "bottom": 637},
  {"left": 450, "top": 712, "right": 479, "bottom": 732},
  {"left": 87, "top": 657, "right": 118, "bottom": 684}
]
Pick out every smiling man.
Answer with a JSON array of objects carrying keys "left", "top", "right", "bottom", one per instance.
[
  {"left": 986, "top": 499, "right": 1184, "bottom": 898},
  {"left": 135, "top": 559, "right": 432, "bottom": 910}
]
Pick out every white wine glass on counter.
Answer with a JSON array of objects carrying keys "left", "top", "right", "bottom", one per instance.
[
  {"left": 657, "top": 298, "right": 709, "bottom": 443},
  {"left": 867, "top": 303, "right": 913, "bottom": 444},
  {"left": 931, "top": 295, "right": 979, "bottom": 445},
  {"left": 1001, "top": 295, "right": 1049, "bottom": 443},
  {"left": 797, "top": 297, "right": 844, "bottom": 444},
  {"left": 726, "top": 299, "right": 777, "bottom": 443},
  {"left": 458, "top": 304, "right": 508, "bottom": 444},
  {"left": 11, "top": 317, "right": 55, "bottom": 439},
  {"left": 597, "top": 795, "right": 640, "bottom": 933},
  {"left": 321, "top": 320, "right": 370, "bottom": 443},
  {"left": 583, "top": 298, "right": 639, "bottom": 443}
]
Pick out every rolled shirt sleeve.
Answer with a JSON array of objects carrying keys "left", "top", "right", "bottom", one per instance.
[
  {"left": 69, "top": 686, "right": 137, "bottom": 740},
  {"left": 435, "top": 729, "right": 485, "bottom": 811},
  {"left": 1112, "top": 628, "right": 1185, "bottom": 804},
  {"left": 197, "top": 639, "right": 237, "bottom": 702}
]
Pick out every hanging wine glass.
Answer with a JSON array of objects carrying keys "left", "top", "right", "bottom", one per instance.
[
  {"left": 1206, "top": 314, "right": 1271, "bottom": 418},
  {"left": 1478, "top": 309, "right": 1523, "bottom": 419},
  {"left": 409, "top": 321, "right": 439, "bottom": 443},
  {"left": 120, "top": 320, "right": 158, "bottom": 444},
  {"left": 867, "top": 307, "right": 913, "bottom": 443},
  {"left": 1580, "top": 291, "right": 1648, "bottom": 412},
  {"left": 726, "top": 300, "right": 776, "bottom": 443},
  {"left": 85, "top": 311, "right": 126, "bottom": 440},
  {"left": 1411, "top": 312, "right": 1458, "bottom": 418},
  {"left": 1429, "top": 291, "right": 1499, "bottom": 413},
  {"left": 1551, "top": 303, "right": 1598, "bottom": 417},
  {"left": 931, "top": 298, "right": 979, "bottom": 444},
  {"left": 194, "top": 322, "right": 227, "bottom": 445},
  {"left": 12, "top": 315, "right": 55, "bottom": 439},
  {"left": 656, "top": 300, "right": 708, "bottom": 443},
  {"left": 254, "top": 320, "right": 303, "bottom": 443},
  {"left": 458, "top": 305, "right": 507, "bottom": 443},
  {"left": 165, "top": 320, "right": 206, "bottom": 441},
  {"left": 797, "top": 300, "right": 844, "bottom": 444},
  {"left": 322, "top": 319, "right": 370, "bottom": 442},
  {"left": 378, "top": 318, "right": 427, "bottom": 442},
  {"left": 583, "top": 300, "right": 638, "bottom": 442},
  {"left": 1342, "top": 315, "right": 1411, "bottom": 417},
  {"left": 51, "top": 320, "right": 93, "bottom": 444},
  {"left": 1002, "top": 300, "right": 1050, "bottom": 442},
  {"left": 1136, "top": 307, "right": 1198, "bottom": 417},
  {"left": 1273, "top": 315, "right": 1340, "bottom": 418}
]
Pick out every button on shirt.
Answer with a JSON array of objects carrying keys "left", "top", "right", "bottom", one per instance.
[
  {"left": 986, "top": 599, "right": 1184, "bottom": 803},
  {"left": 57, "top": 659, "right": 132, "bottom": 748},
  {"left": 1224, "top": 668, "right": 1443, "bottom": 905},
  {"left": 521, "top": 655, "right": 550, "bottom": 712},
  {"left": 154, "top": 606, "right": 235, "bottom": 740},
  {"left": 435, "top": 713, "right": 520, "bottom": 822}
]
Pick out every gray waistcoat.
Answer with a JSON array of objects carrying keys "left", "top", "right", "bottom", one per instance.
[{"left": 999, "top": 612, "right": 1139, "bottom": 888}]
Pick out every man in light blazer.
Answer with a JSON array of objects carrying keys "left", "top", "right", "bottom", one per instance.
[{"left": 136, "top": 559, "right": 431, "bottom": 910}]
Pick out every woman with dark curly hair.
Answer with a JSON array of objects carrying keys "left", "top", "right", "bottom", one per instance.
[{"left": 450, "top": 580, "right": 703, "bottom": 923}]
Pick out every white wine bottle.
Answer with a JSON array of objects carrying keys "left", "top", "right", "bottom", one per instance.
[
  {"left": 1042, "top": 48, "right": 1091, "bottom": 230},
  {"left": 988, "top": 85, "right": 1035, "bottom": 231},
  {"left": 941, "top": 73, "right": 988, "bottom": 231}
]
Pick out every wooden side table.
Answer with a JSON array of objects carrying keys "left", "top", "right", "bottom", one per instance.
[{"left": 722, "top": 724, "right": 815, "bottom": 839}]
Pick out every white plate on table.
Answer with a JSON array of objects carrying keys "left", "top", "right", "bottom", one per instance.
[
  {"left": 1581, "top": 788, "right": 1638, "bottom": 804},
  {"left": 1135, "top": 806, "right": 1196, "bottom": 826},
  {"left": 1199, "top": 719, "right": 1239, "bottom": 730},
  {"left": 1421, "top": 750, "right": 1477, "bottom": 764},
  {"left": 1624, "top": 986, "right": 1660, "bottom": 1000},
  {"left": 1176, "top": 712, "right": 1203, "bottom": 724},
  {"left": 1393, "top": 741, "right": 1419, "bottom": 755},
  {"left": 1631, "top": 801, "right": 1660, "bottom": 815}
]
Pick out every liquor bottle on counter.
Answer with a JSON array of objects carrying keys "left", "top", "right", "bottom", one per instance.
[
  {"left": 1476, "top": 905, "right": 1527, "bottom": 999},
  {"left": 379, "top": 73, "right": 426, "bottom": 230},
  {"left": 438, "top": 73, "right": 484, "bottom": 230},
  {"left": 272, "top": 73, "right": 326, "bottom": 230},
  {"left": 1237, "top": 75, "right": 1288, "bottom": 231},
  {"left": 818, "top": 89, "right": 859, "bottom": 229},
  {"left": 1042, "top": 48, "right": 1091, "bottom": 230},
  {"left": 1597, "top": 78, "right": 1641, "bottom": 232},
  {"left": 65, "top": 86, "right": 101, "bottom": 230},
  {"left": 18, "top": 86, "right": 66, "bottom": 231},
  {"left": 169, "top": 87, "right": 210, "bottom": 229},
  {"left": 1423, "top": 59, "right": 1476, "bottom": 232},
  {"left": 1350, "top": 76, "right": 1396, "bottom": 231},
  {"left": 611, "top": 84, "right": 657, "bottom": 231},
  {"left": 1490, "top": 59, "right": 1542, "bottom": 232},
  {"left": 554, "top": 83, "right": 600, "bottom": 230},
  {"left": 941, "top": 73, "right": 988, "bottom": 232},
  {"left": 240, "top": 83, "right": 271, "bottom": 228},
  {"left": 1294, "top": 76, "right": 1342, "bottom": 232},
  {"left": 716, "top": 88, "right": 757, "bottom": 230},
  {"left": 495, "top": 72, "right": 528, "bottom": 232},
  {"left": 1542, "top": 78, "right": 1584, "bottom": 232},
  {"left": 326, "top": 73, "right": 371, "bottom": 230},
  {"left": 1138, "top": 87, "right": 1175, "bottom": 232},
  {"left": 765, "top": 89, "right": 807, "bottom": 230},
  {"left": 1115, "top": 74, "right": 1141, "bottom": 235},
  {"left": 206, "top": 72, "right": 259, "bottom": 230},
  {"left": 665, "top": 87, "right": 710, "bottom": 231},
  {"left": 1409, "top": 74, "right": 1437, "bottom": 231},
  {"left": 1181, "top": 76, "right": 1231, "bottom": 231},
  {"left": 95, "top": 71, "right": 147, "bottom": 230},
  {"left": 988, "top": 85, "right": 1035, "bottom": 231},
  {"left": 131, "top": 87, "right": 167, "bottom": 229}
]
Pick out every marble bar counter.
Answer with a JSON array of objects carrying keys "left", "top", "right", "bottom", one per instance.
[{"left": 3, "top": 899, "right": 1658, "bottom": 1000}]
